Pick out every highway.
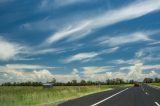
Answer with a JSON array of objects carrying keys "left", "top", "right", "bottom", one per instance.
[{"left": 58, "top": 84, "right": 160, "bottom": 106}]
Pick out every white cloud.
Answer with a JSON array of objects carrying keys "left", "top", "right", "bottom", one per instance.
[
  {"left": 45, "top": 0, "right": 160, "bottom": 45},
  {"left": 109, "top": 59, "right": 141, "bottom": 65},
  {"left": 5, "top": 64, "right": 55, "bottom": 70},
  {"left": 99, "top": 32, "right": 152, "bottom": 46},
  {"left": 54, "top": 0, "right": 90, "bottom": 7},
  {"left": 39, "top": 0, "right": 91, "bottom": 10},
  {"left": 0, "top": 64, "right": 56, "bottom": 83},
  {"left": 64, "top": 52, "right": 99, "bottom": 63},
  {"left": 63, "top": 47, "right": 119, "bottom": 63},
  {"left": 118, "top": 63, "right": 160, "bottom": 81},
  {"left": 82, "top": 66, "right": 111, "bottom": 75},
  {"left": 81, "top": 66, "right": 114, "bottom": 81},
  {"left": 1, "top": 69, "right": 53, "bottom": 83},
  {"left": 100, "top": 47, "right": 119, "bottom": 54},
  {"left": 45, "top": 21, "right": 91, "bottom": 45},
  {"left": 135, "top": 47, "right": 160, "bottom": 62},
  {"left": 0, "top": 37, "right": 27, "bottom": 61},
  {"left": 29, "top": 48, "right": 62, "bottom": 55},
  {"left": 148, "top": 41, "right": 160, "bottom": 45},
  {"left": 51, "top": 68, "right": 81, "bottom": 83},
  {"left": 0, "top": 37, "right": 58, "bottom": 61}
]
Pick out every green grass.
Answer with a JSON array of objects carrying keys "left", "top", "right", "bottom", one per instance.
[
  {"left": 148, "top": 83, "right": 160, "bottom": 88},
  {"left": 0, "top": 84, "right": 132, "bottom": 106}
]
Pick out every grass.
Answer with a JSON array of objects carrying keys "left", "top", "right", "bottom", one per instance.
[
  {"left": 0, "top": 84, "right": 132, "bottom": 106},
  {"left": 148, "top": 83, "right": 160, "bottom": 88}
]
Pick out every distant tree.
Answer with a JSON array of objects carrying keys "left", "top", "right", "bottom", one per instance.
[
  {"left": 143, "top": 78, "right": 153, "bottom": 83},
  {"left": 72, "top": 80, "right": 77, "bottom": 86},
  {"left": 129, "top": 80, "right": 135, "bottom": 84},
  {"left": 52, "top": 78, "right": 56, "bottom": 84},
  {"left": 155, "top": 77, "right": 160, "bottom": 83},
  {"left": 80, "top": 80, "right": 86, "bottom": 86}
]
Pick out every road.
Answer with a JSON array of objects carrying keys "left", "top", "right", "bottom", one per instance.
[{"left": 58, "top": 84, "right": 160, "bottom": 106}]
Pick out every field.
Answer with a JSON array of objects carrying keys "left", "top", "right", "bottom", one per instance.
[
  {"left": 148, "top": 83, "right": 160, "bottom": 88},
  {"left": 0, "top": 84, "right": 131, "bottom": 106}
]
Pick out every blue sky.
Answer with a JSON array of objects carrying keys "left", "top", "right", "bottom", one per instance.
[{"left": 0, "top": 0, "right": 160, "bottom": 83}]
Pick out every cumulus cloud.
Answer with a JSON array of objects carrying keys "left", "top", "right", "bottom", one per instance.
[
  {"left": 118, "top": 63, "right": 160, "bottom": 81},
  {"left": 45, "top": 0, "right": 160, "bottom": 45},
  {"left": 1, "top": 69, "right": 53, "bottom": 83},
  {"left": 50, "top": 68, "right": 81, "bottom": 83},
  {"left": 0, "top": 64, "right": 55, "bottom": 83},
  {"left": 81, "top": 66, "right": 113, "bottom": 81}
]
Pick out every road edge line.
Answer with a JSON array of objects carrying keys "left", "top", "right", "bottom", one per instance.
[
  {"left": 91, "top": 88, "right": 129, "bottom": 106},
  {"left": 155, "top": 102, "right": 160, "bottom": 106}
]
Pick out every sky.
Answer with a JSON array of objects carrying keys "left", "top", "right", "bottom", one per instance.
[{"left": 0, "top": 0, "right": 160, "bottom": 83}]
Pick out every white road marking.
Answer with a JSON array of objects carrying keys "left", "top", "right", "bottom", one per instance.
[
  {"left": 145, "top": 92, "right": 149, "bottom": 95},
  {"left": 155, "top": 102, "right": 160, "bottom": 106},
  {"left": 91, "top": 88, "right": 129, "bottom": 106},
  {"left": 141, "top": 86, "right": 144, "bottom": 91}
]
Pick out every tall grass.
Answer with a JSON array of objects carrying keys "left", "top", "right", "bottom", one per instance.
[
  {"left": 148, "top": 83, "right": 160, "bottom": 88},
  {"left": 0, "top": 84, "right": 131, "bottom": 106}
]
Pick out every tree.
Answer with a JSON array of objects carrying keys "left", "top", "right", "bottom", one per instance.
[
  {"left": 143, "top": 78, "right": 153, "bottom": 83},
  {"left": 155, "top": 77, "right": 160, "bottom": 83},
  {"left": 80, "top": 80, "right": 86, "bottom": 86},
  {"left": 72, "top": 80, "right": 77, "bottom": 86},
  {"left": 52, "top": 78, "right": 56, "bottom": 84}
]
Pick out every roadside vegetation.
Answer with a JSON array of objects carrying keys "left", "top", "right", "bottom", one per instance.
[
  {"left": 143, "top": 77, "right": 160, "bottom": 88},
  {"left": 148, "top": 83, "right": 160, "bottom": 88},
  {"left": 1, "top": 77, "right": 160, "bottom": 106},
  {"left": 0, "top": 84, "right": 132, "bottom": 106},
  {"left": 0, "top": 78, "right": 133, "bottom": 106}
]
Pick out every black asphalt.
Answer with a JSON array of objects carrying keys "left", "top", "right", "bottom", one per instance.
[{"left": 58, "top": 84, "right": 160, "bottom": 106}]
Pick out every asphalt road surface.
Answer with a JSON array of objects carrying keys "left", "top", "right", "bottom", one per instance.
[{"left": 58, "top": 84, "right": 160, "bottom": 106}]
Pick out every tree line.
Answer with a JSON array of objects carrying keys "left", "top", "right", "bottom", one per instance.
[
  {"left": 143, "top": 77, "right": 160, "bottom": 83},
  {"left": 1, "top": 77, "right": 160, "bottom": 86}
]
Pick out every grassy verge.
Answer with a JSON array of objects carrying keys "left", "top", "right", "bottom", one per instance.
[
  {"left": 148, "top": 83, "right": 160, "bottom": 88},
  {"left": 0, "top": 84, "right": 132, "bottom": 106}
]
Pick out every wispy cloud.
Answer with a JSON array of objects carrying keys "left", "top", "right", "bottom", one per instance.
[
  {"left": 38, "top": 0, "right": 92, "bottom": 11},
  {"left": 82, "top": 66, "right": 112, "bottom": 75},
  {"left": 0, "top": 37, "right": 28, "bottom": 61},
  {"left": 109, "top": 59, "right": 141, "bottom": 65},
  {"left": 148, "top": 41, "right": 160, "bottom": 46},
  {"left": 63, "top": 47, "right": 119, "bottom": 63},
  {"left": 64, "top": 52, "right": 99, "bottom": 63},
  {"left": 99, "top": 47, "right": 119, "bottom": 54},
  {"left": 45, "top": 21, "right": 91, "bottom": 45},
  {"left": 4, "top": 64, "right": 55, "bottom": 70},
  {"left": 54, "top": 0, "right": 91, "bottom": 7},
  {"left": 135, "top": 47, "right": 160, "bottom": 62},
  {"left": 45, "top": 0, "right": 160, "bottom": 45},
  {"left": 99, "top": 32, "right": 152, "bottom": 46}
]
